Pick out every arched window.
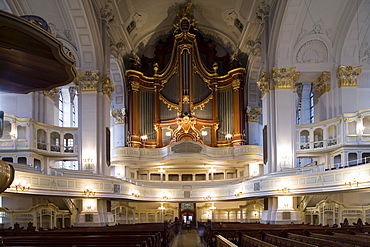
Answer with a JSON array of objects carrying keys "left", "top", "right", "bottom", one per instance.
[
  {"left": 50, "top": 132, "right": 61, "bottom": 152},
  {"left": 64, "top": 133, "right": 74, "bottom": 153},
  {"left": 37, "top": 129, "right": 47, "bottom": 150}
]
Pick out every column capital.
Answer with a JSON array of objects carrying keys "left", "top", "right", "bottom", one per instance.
[
  {"left": 74, "top": 70, "right": 99, "bottom": 92},
  {"left": 246, "top": 106, "right": 262, "bottom": 123},
  {"left": 111, "top": 108, "right": 126, "bottom": 125},
  {"left": 272, "top": 67, "right": 300, "bottom": 89},
  {"left": 102, "top": 74, "right": 115, "bottom": 99},
  {"left": 313, "top": 71, "right": 331, "bottom": 97},
  {"left": 257, "top": 72, "right": 270, "bottom": 97},
  {"left": 100, "top": 5, "right": 115, "bottom": 26},
  {"left": 256, "top": 2, "right": 270, "bottom": 23},
  {"left": 337, "top": 65, "right": 362, "bottom": 87},
  {"left": 43, "top": 88, "right": 59, "bottom": 101}
]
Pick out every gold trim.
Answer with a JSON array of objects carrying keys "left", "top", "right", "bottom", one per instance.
[
  {"left": 131, "top": 81, "right": 140, "bottom": 92},
  {"left": 159, "top": 95, "right": 179, "bottom": 111},
  {"left": 313, "top": 71, "right": 331, "bottom": 97},
  {"left": 74, "top": 70, "right": 99, "bottom": 92},
  {"left": 193, "top": 94, "right": 213, "bottom": 110},
  {"left": 257, "top": 72, "right": 270, "bottom": 97},
  {"left": 102, "top": 74, "right": 115, "bottom": 99},
  {"left": 246, "top": 106, "right": 262, "bottom": 123},
  {"left": 232, "top": 79, "right": 241, "bottom": 90},
  {"left": 337, "top": 65, "right": 362, "bottom": 87},
  {"left": 272, "top": 67, "right": 300, "bottom": 89}
]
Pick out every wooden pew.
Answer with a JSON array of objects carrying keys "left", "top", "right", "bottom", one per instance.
[
  {"left": 286, "top": 232, "right": 353, "bottom": 247},
  {"left": 262, "top": 233, "right": 318, "bottom": 247},
  {"left": 238, "top": 233, "right": 277, "bottom": 247},
  {"left": 308, "top": 232, "right": 369, "bottom": 247}
]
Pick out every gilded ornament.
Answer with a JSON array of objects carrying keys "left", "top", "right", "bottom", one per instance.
[
  {"left": 337, "top": 65, "right": 362, "bottom": 87},
  {"left": 102, "top": 74, "right": 115, "bottom": 98},
  {"left": 74, "top": 70, "right": 99, "bottom": 92},
  {"left": 256, "top": 72, "right": 270, "bottom": 97},
  {"left": 43, "top": 87, "right": 59, "bottom": 101},
  {"left": 111, "top": 108, "right": 126, "bottom": 125},
  {"left": 313, "top": 71, "right": 330, "bottom": 98},
  {"left": 246, "top": 106, "right": 262, "bottom": 123},
  {"left": 232, "top": 79, "right": 241, "bottom": 90},
  {"left": 272, "top": 67, "right": 300, "bottom": 89},
  {"left": 131, "top": 81, "right": 140, "bottom": 92}
]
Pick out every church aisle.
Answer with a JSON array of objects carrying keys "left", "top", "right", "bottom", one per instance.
[{"left": 171, "top": 229, "right": 204, "bottom": 247}]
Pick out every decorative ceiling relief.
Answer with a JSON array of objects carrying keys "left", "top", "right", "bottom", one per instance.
[
  {"left": 296, "top": 39, "right": 328, "bottom": 63},
  {"left": 360, "top": 41, "right": 370, "bottom": 65}
]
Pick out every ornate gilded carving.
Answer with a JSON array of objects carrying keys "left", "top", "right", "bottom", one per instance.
[
  {"left": 313, "top": 71, "right": 331, "bottom": 97},
  {"left": 74, "top": 70, "right": 99, "bottom": 92},
  {"left": 272, "top": 67, "right": 300, "bottom": 89},
  {"left": 43, "top": 88, "right": 59, "bottom": 101},
  {"left": 246, "top": 106, "right": 262, "bottom": 123},
  {"left": 130, "top": 81, "right": 140, "bottom": 92},
  {"left": 111, "top": 108, "right": 126, "bottom": 125},
  {"left": 256, "top": 72, "right": 270, "bottom": 97},
  {"left": 173, "top": 116, "right": 200, "bottom": 142},
  {"left": 159, "top": 95, "right": 179, "bottom": 111},
  {"left": 173, "top": 3, "right": 197, "bottom": 34},
  {"left": 102, "top": 74, "right": 115, "bottom": 98},
  {"left": 337, "top": 65, "right": 362, "bottom": 87},
  {"left": 193, "top": 94, "right": 213, "bottom": 110},
  {"left": 232, "top": 79, "right": 241, "bottom": 90}
]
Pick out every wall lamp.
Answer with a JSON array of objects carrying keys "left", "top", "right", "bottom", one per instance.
[
  {"left": 84, "top": 186, "right": 96, "bottom": 196},
  {"left": 132, "top": 191, "right": 140, "bottom": 198},
  {"left": 209, "top": 203, "right": 216, "bottom": 210},
  {"left": 345, "top": 178, "right": 359, "bottom": 187},
  {"left": 278, "top": 186, "right": 290, "bottom": 194},
  {"left": 163, "top": 195, "right": 171, "bottom": 201},
  {"left": 13, "top": 180, "right": 30, "bottom": 192},
  {"left": 204, "top": 195, "right": 212, "bottom": 200},
  {"left": 234, "top": 191, "right": 243, "bottom": 197}
]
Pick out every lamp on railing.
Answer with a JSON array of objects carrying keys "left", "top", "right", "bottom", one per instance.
[
  {"left": 132, "top": 191, "right": 140, "bottom": 198},
  {"left": 140, "top": 135, "right": 148, "bottom": 148},
  {"left": 345, "top": 178, "right": 359, "bottom": 187},
  {"left": 12, "top": 180, "right": 30, "bottom": 192},
  {"left": 209, "top": 203, "right": 216, "bottom": 211},
  {"left": 84, "top": 186, "right": 96, "bottom": 196},
  {"left": 278, "top": 186, "right": 290, "bottom": 194},
  {"left": 234, "top": 190, "right": 243, "bottom": 197},
  {"left": 163, "top": 195, "right": 171, "bottom": 201},
  {"left": 225, "top": 133, "right": 233, "bottom": 146},
  {"left": 9, "top": 131, "right": 17, "bottom": 139},
  {"left": 204, "top": 195, "right": 212, "bottom": 201}
]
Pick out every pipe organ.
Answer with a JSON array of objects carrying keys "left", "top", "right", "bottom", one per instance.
[{"left": 126, "top": 5, "right": 246, "bottom": 148}]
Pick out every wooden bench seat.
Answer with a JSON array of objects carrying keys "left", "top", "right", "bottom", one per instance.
[
  {"left": 287, "top": 232, "right": 353, "bottom": 247},
  {"left": 309, "top": 232, "right": 369, "bottom": 247},
  {"left": 262, "top": 233, "right": 318, "bottom": 247}
]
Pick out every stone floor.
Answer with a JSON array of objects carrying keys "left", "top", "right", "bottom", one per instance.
[{"left": 171, "top": 229, "right": 204, "bottom": 247}]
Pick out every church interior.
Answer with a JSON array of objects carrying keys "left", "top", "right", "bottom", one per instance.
[{"left": 1, "top": 0, "right": 370, "bottom": 245}]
